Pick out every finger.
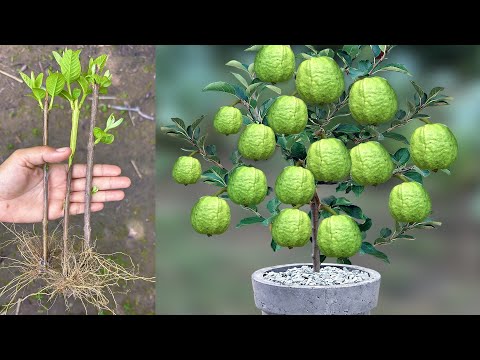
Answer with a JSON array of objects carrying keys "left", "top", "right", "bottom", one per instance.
[
  {"left": 70, "top": 190, "right": 125, "bottom": 203},
  {"left": 13, "top": 146, "right": 71, "bottom": 167},
  {"left": 69, "top": 202, "right": 105, "bottom": 216},
  {"left": 72, "top": 164, "right": 122, "bottom": 178},
  {"left": 70, "top": 176, "right": 132, "bottom": 192}
]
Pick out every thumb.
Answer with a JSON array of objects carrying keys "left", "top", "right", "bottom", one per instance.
[{"left": 13, "top": 146, "right": 72, "bottom": 167}]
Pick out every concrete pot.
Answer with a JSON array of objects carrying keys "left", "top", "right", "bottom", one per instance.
[{"left": 251, "top": 263, "right": 381, "bottom": 315}]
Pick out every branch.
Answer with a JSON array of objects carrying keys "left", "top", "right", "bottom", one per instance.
[
  {"left": 314, "top": 95, "right": 350, "bottom": 137},
  {"left": 320, "top": 203, "right": 338, "bottom": 216},
  {"left": 108, "top": 105, "right": 154, "bottom": 121}
]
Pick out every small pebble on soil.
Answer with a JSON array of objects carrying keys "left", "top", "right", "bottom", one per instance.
[{"left": 263, "top": 265, "right": 371, "bottom": 286}]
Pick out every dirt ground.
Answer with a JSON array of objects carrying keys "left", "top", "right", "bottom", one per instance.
[{"left": 0, "top": 45, "right": 155, "bottom": 314}]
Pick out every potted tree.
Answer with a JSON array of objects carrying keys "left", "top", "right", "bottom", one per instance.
[{"left": 162, "top": 45, "right": 457, "bottom": 315}]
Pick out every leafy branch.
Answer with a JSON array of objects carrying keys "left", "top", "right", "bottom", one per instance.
[{"left": 374, "top": 220, "right": 442, "bottom": 246}]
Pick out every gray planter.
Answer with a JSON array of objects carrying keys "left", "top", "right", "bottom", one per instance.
[{"left": 251, "top": 263, "right": 381, "bottom": 315}]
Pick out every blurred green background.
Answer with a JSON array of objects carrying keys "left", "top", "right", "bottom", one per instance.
[{"left": 156, "top": 45, "right": 480, "bottom": 314}]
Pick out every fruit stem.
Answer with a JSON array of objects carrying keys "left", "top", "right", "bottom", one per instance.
[
  {"left": 320, "top": 203, "right": 338, "bottom": 216},
  {"left": 394, "top": 173, "right": 410, "bottom": 182},
  {"left": 291, "top": 90, "right": 298, "bottom": 96},
  {"left": 230, "top": 99, "right": 241, "bottom": 107},
  {"left": 419, "top": 117, "right": 432, "bottom": 124},
  {"left": 213, "top": 187, "right": 227, "bottom": 197},
  {"left": 311, "top": 192, "right": 321, "bottom": 272},
  {"left": 293, "top": 204, "right": 302, "bottom": 209},
  {"left": 188, "top": 150, "right": 199, "bottom": 157}
]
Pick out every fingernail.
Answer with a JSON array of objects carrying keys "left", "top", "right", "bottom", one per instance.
[{"left": 56, "top": 147, "right": 70, "bottom": 153}]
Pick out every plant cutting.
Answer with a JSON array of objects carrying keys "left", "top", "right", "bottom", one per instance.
[
  {"left": 0, "top": 48, "right": 151, "bottom": 314},
  {"left": 163, "top": 45, "right": 457, "bottom": 315}
]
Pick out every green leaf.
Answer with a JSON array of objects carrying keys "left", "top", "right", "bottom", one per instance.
[
  {"left": 94, "top": 54, "right": 108, "bottom": 72},
  {"left": 358, "top": 60, "right": 373, "bottom": 73},
  {"left": 440, "top": 169, "right": 451, "bottom": 175},
  {"left": 337, "top": 258, "right": 352, "bottom": 265},
  {"left": 246, "top": 82, "right": 263, "bottom": 96},
  {"left": 370, "top": 45, "right": 382, "bottom": 57},
  {"left": 267, "top": 197, "right": 281, "bottom": 215},
  {"left": 59, "top": 89, "right": 73, "bottom": 102},
  {"left": 336, "top": 181, "right": 349, "bottom": 192},
  {"left": 333, "top": 197, "right": 352, "bottom": 206},
  {"left": 245, "top": 45, "right": 263, "bottom": 52},
  {"left": 411, "top": 81, "right": 425, "bottom": 97},
  {"left": 383, "top": 132, "right": 409, "bottom": 145},
  {"left": 59, "top": 49, "right": 81, "bottom": 84},
  {"left": 305, "top": 45, "right": 317, "bottom": 54},
  {"left": 338, "top": 205, "right": 364, "bottom": 219},
  {"left": 32, "top": 88, "right": 46, "bottom": 101},
  {"left": 396, "top": 234, "right": 415, "bottom": 240},
  {"left": 19, "top": 72, "right": 33, "bottom": 88},
  {"left": 52, "top": 51, "right": 62, "bottom": 67},
  {"left": 360, "top": 242, "right": 390, "bottom": 263},
  {"left": 265, "top": 85, "right": 281, "bottom": 95},
  {"left": 380, "top": 227, "right": 392, "bottom": 238},
  {"left": 351, "top": 185, "right": 364, "bottom": 197},
  {"left": 336, "top": 50, "right": 352, "bottom": 67},
  {"left": 318, "top": 48, "right": 334, "bottom": 58},
  {"left": 46, "top": 73, "right": 65, "bottom": 96},
  {"left": 270, "top": 239, "right": 281, "bottom": 252},
  {"left": 236, "top": 216, "right": 265, "bottom": 228},
  {"left": 395, "top": 110, "right": 407, "bottom": 120},
  {"left": 231, "top": 72, "right": 249, "bottom": 88},
  {"left": 72, "top": 88, "right": 81, "bottom": 100},
  {"left": 393, "top": 148, "right": 410, "bottom": 165},
  {"left": 342, "top": 45, "right": 361, "bottom": 58},
  {"left": 202, "top": 81, "right": 247, "bottom": 100},
  {"left": 333, "top": 124, "right": 361, "bottom": 134},
  {"left": 290, "top": 142, "right": 307, "bottom": 160},
  {"left": 171, "top": 118, "right": 186, "bottom": 131},
  {"left": 404, "top": 170, "right": 423, "bottom": 184},
  {"left": 229, "top": 150, "right": 241, "bottom": 165},
  {"left": 374, "top": 63, "right": 412, "bottom": 76},
  {"left": 358, "top": 218, "right": 372, "bottom": 232},
  {"left": 429, "top": 87, "right": 444, "bottom": 99},
  {"left": 190, "top": 115, "right": 205, "bottom": 133},
  {"left": 226, "top": 60, "right": 248, "bottom": 73},
  {"left": 35, "top": 73, "right": 44, "bottom": 88}
]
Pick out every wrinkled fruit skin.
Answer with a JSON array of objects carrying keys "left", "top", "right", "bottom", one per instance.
[
  {"left": 172, "top": 156, "right": 202, "bottom": 185},
  {"left": 350, "top": 141, "right": 394, "bottom": 186},
  {"left": 348, "top": 77, "right": 398, "bottom": 125},
  {"left": 191, "top": 196, "right": 231, "bottom": 236},
  {"left": 272, "top": 209, "right": 311, "bottom": 247},
  {"left": 296, "top": 56, "right": 345, "bottom": 104},
  {"left": 227, "top": 166, "right": 267, "bottom": 206},
  {"left": 410, "top": 123, "right": 458, "bottom": 170},
  {"left": 213, "top": 106, "right": 243, "bottom": 135},
  {"left": 254, "top": 45, "right": 295, "bottom": 83},
  {"left": 307, "top": 138, "right": 351, "bottom": 182},
  {"left": 267, "top": 96, "right": 308, "bottom": 135},
  {"left": 238, "top": 123, "right": 276, "bottom": 161},
  {"left": 389, "top": 182, "right": 431, "bottom": 223},
  {"left": 275, "top": 166, "right": 315, "bottom": 206},
  {"left": 318, "top": 215, "right": 361, "bottom": 258}
]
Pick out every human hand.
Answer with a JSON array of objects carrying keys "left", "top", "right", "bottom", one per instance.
[{"left": 0, "top": 146, "right": 131, "bottom": 223}]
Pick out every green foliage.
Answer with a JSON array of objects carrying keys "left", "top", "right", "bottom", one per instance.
[
  {"left": 94, "top": 114, "right": 124, "bottom": 145},
  {"left": 166, "top": 44, "right": 451, "bottom": 264}
]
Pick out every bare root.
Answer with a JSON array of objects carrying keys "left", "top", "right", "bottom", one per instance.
[{"left": 0, "top": 225, "right": 153, "bottom": 315}]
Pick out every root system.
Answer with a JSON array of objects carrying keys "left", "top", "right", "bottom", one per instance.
[{"left": 0, "top": 224, "right": 153, "bottom": 315}]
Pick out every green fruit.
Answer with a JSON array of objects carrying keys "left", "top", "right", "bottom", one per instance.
[
  {"left": 213, "top": 106, "right": 243, "bottom": 135},
  {"left": 410, "top": 123, "right": 458, "bottom": 170},
  {"left": 350, "top": 142, "right": 394, "bottom": 186},
  {"left": 275, "top": 166, "right": 315, "bottom": 206},
  {"left": 254, "top": 45, "right": 295, "bottom": 83},
  {"left": 238, "top": 124, "right": 276, "bottom": 161},
  {"left": 318, "top": 215, "right": 361, "bottom": 258},
  {"left": 389, "top": 182, "right": 431, "bottom": 223},
  {"left": 272, "top": 209, "right": 311, "bottom": 248},
  {"left": 296, "top": 56, "right": 345, "bottom": 104},
  {"left": 307, "top": 139, "right": 351, "bottom": 182},
  {"left": 172, "top": 156, "right": 202, "bottom": 185},
  {"left": 348, "top": 76, "right": 398, "bottom": 125},
  {"left": 191, "top": 196, "right": 231, "bottom": 236},
  {"left": 227, "top": 166, "right": 267, "bottom": 206},
  {"left": 267, "top": 96, "right": 308, "bottom": 135}
]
